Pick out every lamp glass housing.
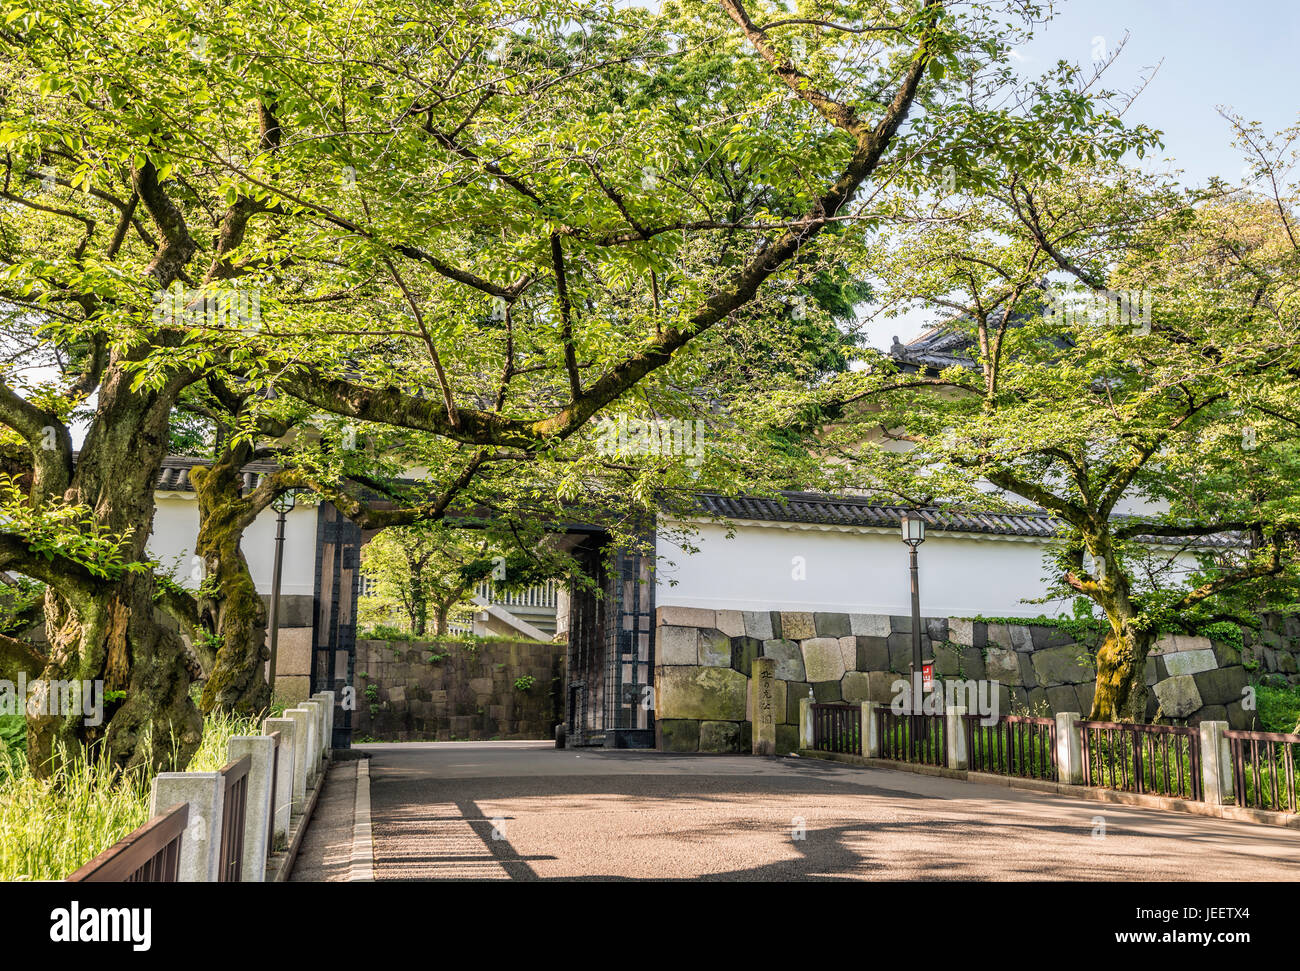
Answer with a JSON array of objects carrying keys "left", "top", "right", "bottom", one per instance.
[
  {"left": 901, "top": 514, "right": 926, "bottom": 545},
  {"left": 271, "top": 489, "right": 297, "bottom": 514}
]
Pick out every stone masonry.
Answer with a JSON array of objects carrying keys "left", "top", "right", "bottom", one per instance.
[
  {"left": 355, "top": 638, "right": 565, "bottom": 741},
  {"left": 654, "top": 608, "right": 1300, "bottom": 754}
]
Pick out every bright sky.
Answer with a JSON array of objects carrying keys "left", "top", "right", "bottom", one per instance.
[{"left": 860, "top": 0, "right": 1300, "bottom": 349}]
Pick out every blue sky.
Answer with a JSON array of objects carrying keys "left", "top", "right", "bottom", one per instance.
[
  {"left": 1015, "top": 0, "right": 1299, "bottom": 186},
  {"left": 863, "top": 0, "right": 1300, "bottom": 348}
]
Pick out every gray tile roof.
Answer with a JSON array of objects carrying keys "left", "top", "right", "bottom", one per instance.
[
  {"left": 156, "top": 455, "right": 274, "bottom": 493},
  {"left": 694, "top": 491, "right": 1238, "bottom": 548}
]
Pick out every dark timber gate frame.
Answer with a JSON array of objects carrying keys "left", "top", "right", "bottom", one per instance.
[
  {"left": 310, "top": 502, "right": 655, "bottom": 750},
  {"left": 564, "top": 532, "right": 656, "bottom": 749},
  {"left": 311, "top": 502, "right": 362, "bottom": 748}
]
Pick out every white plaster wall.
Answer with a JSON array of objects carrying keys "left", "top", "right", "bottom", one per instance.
[
  {"left": 655, "top": 518, "right": 1074, "bottom": 618},
  {"left": 148, "top": 494, "right": 318, "bottom": 596}
]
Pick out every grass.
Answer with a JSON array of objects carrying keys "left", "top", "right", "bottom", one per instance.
[{"left": 0, "top": 708, "right": 267, "bottom": 881}]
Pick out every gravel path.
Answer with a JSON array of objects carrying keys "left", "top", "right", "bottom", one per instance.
[
  {"left": 358, "top": 741, "right": 1300, "bottom": 881},
  {"left": 290, "top": 761, "right": 358, "bottom": 882}
]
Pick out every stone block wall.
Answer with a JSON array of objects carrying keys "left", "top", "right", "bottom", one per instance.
[
  {"left": 354, "top": 638, "right": 565, "bottom": 741},
  {"left": 654, "top": 608, "right": 1300, "bottom": 753}
]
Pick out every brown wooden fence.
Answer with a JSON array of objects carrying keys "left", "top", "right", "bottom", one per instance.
[
  {"left": 66, "top": 803, "right": 189, "bottom": 883},
  {"left": 877, "top": 708, "right": 947, "bottom": 767},
  {"left": 217, "top": 754, "right": 251, "bottom": 882},
  {"left": 1226, "top": 728, "right": 1298, "bottom": 814},
  {"left": 810, "top": 703, "right": 861, "bottom": 755},
  {"left": 1079, "top": 720, "right": 1201, "bottom": 800},
  {"left": 964, "top": 714, "right": 1057, "bottom": 780}
]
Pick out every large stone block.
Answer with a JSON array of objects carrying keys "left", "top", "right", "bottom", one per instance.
[
  {"left": 776, "top": 724, "right": 801, "bottom": 755},
  {"left": 1153, "top": 675, "right": 1203, "bottom": 718},
  {"left": 1279, "top": 652, "right": 1299, "bottom": 674},
  {"left": 802, "top": 637, "right": 847, "bottom": 682},
  {"left": 657, "top": 626, "right": 699, "bottom": 666},
  {"left": 932, "top": 642, "right": 961, "bottom": 677},
  {"left": 785, "top": 681, "right": 810, "bottom": 724},
  {"left": 1030, "top": 645, "right": 1096, "bottom": 686},
  {"left": 815, "top": 613, "right": 851, "bottom": 638},
  {"left": 841, "top": 671, "right": 872, "bottom": 703},
  {"left": 657, "top": 606, "right": 717, "bottom": 629},
  {"left": 1225, "top": 700, "right": 1254, "bottom": 731},
  {"left": 730, "top": 636, "right": 762, "bottom": 677},
  {"left": 1030, "top": 625, "right": 1074, "bottom": 649},
  {"left": 889, "top": 615, "right": 912, "bottom": 634},
  {"left": 886, "top": 632, "right": 912, "bottom": 672},
  {"left": 984, "top": 646, "right": 1022, "bottom": 685},
  {"left": 1018, "top": 654, "right": 1038, "bottom": 690},
  {"left": 1074, "top": 682, "right": 1095, "bottom": 716},
  {"left": 699, "top": 720, "right": 742, "bottom": 753},
  {"left": 850, "top": 614, "right": 891, "bottom": 637},
  {"left": 855, "top": 636, "right": 890, "bottom": 672},
  {"left": 986, "top": 624, "right": 1014, "bottom": 651},
  {"left": 714, "top": 610, "right": 746, "bottom": 638},
  {"left": 698, "top": 629, "right": 731, "bottom": 668},
  {"left": 780, "top": 612, "right": 816, "bottom": 641},
  {"left": 926, "top": 618, "right": 949, "bottom": 643},
  {"left": 656, "top": 666, "right": 748, "bottom": 721},
  {"left": 1164, "top": 649, "right": 1217, "bottom": 677},
  {"left": 762, "top": 639, "right": 805, "bottom": 681},
  {"left": 837, "top": 636, "right": 857, "bottom": 672},
  {"left": 948, "top": 618, "right": 975, "bottom": 647},
  {"left": 658, "top": 718, "right": 700, "bottom": 752},
  {"left": 960, "top": 647, "right": 986, "bottom": 681},
  {"left": 1192, "top": 666, "right": 1248, "bottom": 707},
  {"left": 742, "top": 611, "right": 775, "bottom": 640},
  {"left": 811, "top": 679, "right": 843, "bottom": 703},
  {"left": 1010, "top": 626, "right": 1035, "bottom": 653},
  {"left": 1188, "top": 704, "right": 1228, "bottom": 726},
  {"left": 1045, "top": 685, "right": 1079, "bottom": 715}
]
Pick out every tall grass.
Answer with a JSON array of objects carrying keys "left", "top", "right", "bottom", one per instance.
[{"left": 0, "top": 708, "right": 267, "bottom": 881}]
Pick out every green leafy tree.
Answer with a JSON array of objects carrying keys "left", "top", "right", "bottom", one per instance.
[
  {"left": 0, "top": 0, "right": 1130, "bottom": 770},
  {"left": 815, "top": 136, "right": 1300, "bottom": 722}
]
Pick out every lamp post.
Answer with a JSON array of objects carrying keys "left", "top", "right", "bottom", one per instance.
[
  {"left": 266, "top": 489, "right": 297, "bottom": 695},
  {"left": 900, "top": 513, "right": 927, "bottom": 713}
]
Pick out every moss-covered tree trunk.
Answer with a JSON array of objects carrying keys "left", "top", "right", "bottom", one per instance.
[
  {"left": 1090, "top": 620, "right": 1154, "bottom": 722},
  {"left": 191, "top": 445, "right": 273, "bottom": 715},
  {"left": 27, "top": 359, "right": 202, "bottom": 776}
]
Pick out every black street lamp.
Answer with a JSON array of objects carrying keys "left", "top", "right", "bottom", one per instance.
[
  {"left": 266, "top": 489, "right": 297, "bottom": 695},
  {"left": 900, "top": 513, "right": 927, "bottom": 711}
]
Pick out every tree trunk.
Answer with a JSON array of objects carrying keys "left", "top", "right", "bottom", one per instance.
[
  {"left": 27, "top": 360, "right": 202, "bottom": 775},
  {"left": 191, "top": 456, "right": 271, "bottom": 715},
  {"left": 411, "top": 588, "right": 427, "bottom": 637},
  {"left": 1089, "top": 616, "right": 1153, "bottom": 722}
]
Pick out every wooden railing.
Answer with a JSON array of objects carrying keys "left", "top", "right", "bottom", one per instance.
[
  {"left": 877, "top": 708, "right": 947, "bottom": 767},
  {"left": 1079, "top": 720, "right": 1201, "bottom": 800},
  {"left": 66, "top": 803, "right": 189, "bottom": 883},
  {"left": 964, "top": 714, "right": 1057, "bottom": 781},
  {"left": 810, "top": 703, "right": 861, "bottom": 755},
  {"left": 1226, "top": 728, "right": 1298, "bottom": 814},
  {"left": 217, "top": 754, "right": 251, "bottom": 882}
]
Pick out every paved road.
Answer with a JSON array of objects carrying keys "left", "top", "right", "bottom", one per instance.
[{"left": 358, "top": 741, "right": 1300, "bottom": 881}]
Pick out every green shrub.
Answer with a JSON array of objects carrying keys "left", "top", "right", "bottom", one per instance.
[
  {"left": 1255, "top": 683, "right": 1300, "bottom": 735},
  {"left": 0, "top": 708, "right": 266, "bottom": 881}
]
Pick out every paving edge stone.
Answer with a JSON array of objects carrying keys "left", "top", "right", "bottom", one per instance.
[
  {"left": 269, "top": 754, "right": 331, "bottom": 882},
  {"left": 797, "top": 749, "right": 1300, "bottom": 832},
  {"left": 350, "top": 758, "right": 374, "bottom": 882}
]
